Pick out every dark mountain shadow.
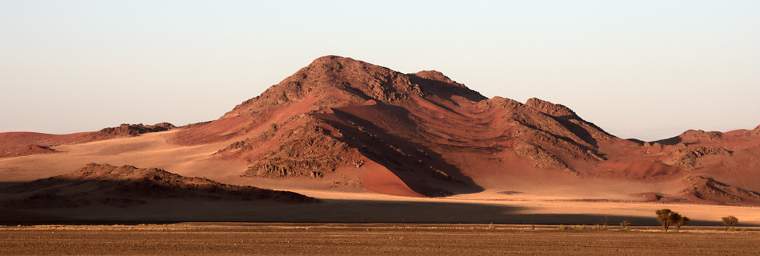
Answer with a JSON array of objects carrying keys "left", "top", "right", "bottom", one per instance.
[
  {"left": 552, "top": 116, "right": 599, "bottom": 148},
  {"left": 323, "top": 106, "right": 484, "bottom": 197}
]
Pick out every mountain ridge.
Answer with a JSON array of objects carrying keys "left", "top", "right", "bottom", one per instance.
[{"left": 1, "top": 55, "right": 759, "bottom": 204}]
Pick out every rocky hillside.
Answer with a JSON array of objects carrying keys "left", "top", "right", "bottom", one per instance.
[{"left": 168, "top": 55, "right": 760, "bottom": 200}]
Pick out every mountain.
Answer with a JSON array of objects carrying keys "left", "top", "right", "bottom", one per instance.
[
  {"left": 1, "top": 55, "right": 759, "bottom": 205},
  {"left": 166, "top": 55, "right": 759, "bottom": 201},
  {"left": 0, "top": 163, "right": 315, "bottom": 208}
]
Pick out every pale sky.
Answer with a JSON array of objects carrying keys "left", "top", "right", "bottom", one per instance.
[{"left": 1, "top": 0, "right": 758, "bottom": 141}]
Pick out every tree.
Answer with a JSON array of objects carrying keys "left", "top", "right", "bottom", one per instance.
[
  {"left": 656, "top": 209, "right": 689, "bottom": 232},
  {"left": 656, "top": 209, "right": 673, "bottom": 232},
  {"left": 722, "top": 216, "right": 739, "bottom": 231},
  {"left": 672, "top": 215, "right": 690, "bottom": 232}
]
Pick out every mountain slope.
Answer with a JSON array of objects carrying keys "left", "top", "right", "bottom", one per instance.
[{"left": 166, "top": 55, "right": 760, "bottom": 200}]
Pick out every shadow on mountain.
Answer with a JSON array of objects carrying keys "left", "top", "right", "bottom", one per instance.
[
  {"left": 325, "top": 106, "right": 484, "bottom": 196},
  {"left": 553, "top": 117, "right": 599, "bottom": 148}
]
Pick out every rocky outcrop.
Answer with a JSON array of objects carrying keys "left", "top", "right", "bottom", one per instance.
[
  {"left": 242, "top": 124, "right": 353, "bottom": 179},
  {"left": 525, "top": 98, "right": 577, "bottom": 118},
  {"left": 673, "top": 146, "right": 732, "bottom": 169},
  {"left": 97, "top": 122, "right": 175, "bottom": 137}
]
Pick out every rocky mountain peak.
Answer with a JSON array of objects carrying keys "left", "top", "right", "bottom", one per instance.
[{"left": 525, "top": 98, "right": 577, "bottom": 118}]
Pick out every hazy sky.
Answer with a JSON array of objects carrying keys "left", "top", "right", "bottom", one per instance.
[{"left": 1, "top": 1, "right": 758, "bottom": 141}]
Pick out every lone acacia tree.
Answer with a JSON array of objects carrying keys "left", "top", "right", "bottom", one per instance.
[
  {"left": 722, "top": 216, "right": 739, "bottom": 230},
  {"left": 656, "top": 209, "right": 690, "bottom": 232},
  {"left": 656, "top": 209, "right": 673, "bottom": 231}
]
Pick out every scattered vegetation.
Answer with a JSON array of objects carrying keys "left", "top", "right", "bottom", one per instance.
[
  {"left": 655, "top": 209, "right": 690, "bottom": 232},
  {"left": 722, "top": 216, "right": 739, "bottom": 231}
]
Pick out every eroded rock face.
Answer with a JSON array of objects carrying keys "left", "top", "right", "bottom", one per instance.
[{"left": 1, "top": 163, "right": 316, "bottom": 208}]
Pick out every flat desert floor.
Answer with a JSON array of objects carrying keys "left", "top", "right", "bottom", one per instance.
[{"left": 1, "top": 223, "right": 759, "bottom": 256}]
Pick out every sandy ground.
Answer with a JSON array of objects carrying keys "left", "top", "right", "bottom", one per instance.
[
  {"left": 1, "top": 223, "right": 759, "bottom": 256},
  {"left": 1, "top": 131, "right": 759, "bottom": 226},
  {"left": 0, "top": 131, "right": 247, "bottom": 182}
]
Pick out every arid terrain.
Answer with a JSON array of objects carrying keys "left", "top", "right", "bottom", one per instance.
[
  {"left": 1, "top": 223, "right": 759, "bottom": 256},
  {"left": 1, "top": 56, "right": 759, "bottom": 226}
]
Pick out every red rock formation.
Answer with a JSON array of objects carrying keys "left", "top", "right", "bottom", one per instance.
[
  {"left": 170, "top": 56, "right": 760, "bottom": 200},
  {"left": 174, "top": 56, "right": 646, "bottom": 196}
]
